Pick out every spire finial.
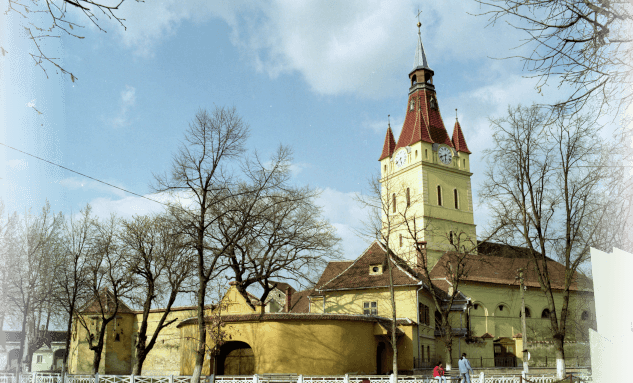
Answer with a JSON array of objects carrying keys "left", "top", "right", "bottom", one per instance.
[
  {"left": 388, "top": 114, "right": 391, "bottom": 128},
  {"left": 413, "top": 9, "right": 430, "bottom": 71},
  {"left": 456, "top": 108, "right": 458, "bottom": 121}
]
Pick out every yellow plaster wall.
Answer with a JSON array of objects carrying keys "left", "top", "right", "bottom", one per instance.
[
  {"left": 320, "top": 286, "right": 418, "bottom": 320},
  {"left": 133, "top": 308, "right": 198, "bottom": 375},
  {"left": 379, "top": 142, "right": 476, "bottom": 269},
  {"left": 179, "top": 319, "right": 414, "bottom": 375},
  {"left": 462, "top": 282, "right": 596, "bottom": 341},
  {"left": 104, "top": 313, "right": 135, "bottom": 374}
]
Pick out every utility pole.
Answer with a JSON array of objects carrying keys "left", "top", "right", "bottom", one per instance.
[{"left": 518, "top": 268, "right": 529, "bottom": 373}]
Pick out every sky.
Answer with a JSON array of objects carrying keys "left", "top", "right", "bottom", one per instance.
[{"left": 1, "top": 0, "right": 584, "bottom": 266}]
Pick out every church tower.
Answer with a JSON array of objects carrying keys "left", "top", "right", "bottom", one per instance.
[{"left": 378, "top": 22, "right": 476, "bottom": 269}]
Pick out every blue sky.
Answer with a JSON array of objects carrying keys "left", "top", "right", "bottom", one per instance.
[{"left": 1, "top": 0, "right": 571, "bottom": 260}]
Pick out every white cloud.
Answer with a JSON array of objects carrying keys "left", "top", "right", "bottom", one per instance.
[
  {"left": 103, "top": 0, "right": 532, "bottom": 99},
  {"left": 315, "top": 187, "right": 374, "bottom": 259},
  {"left": 112, "top": 85, "right": 136, "bottom": 128},
  {"left": 59, "top": 177, "right": 128, "bottom": 198},
  {"left": 8, "top": 159, "right": 28, "bottom": 170}
]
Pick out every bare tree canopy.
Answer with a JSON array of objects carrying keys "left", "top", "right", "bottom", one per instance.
[
  {"left": 4, "top": 0, "right": 138, "bottom": 80},
  {"left": 119, "top": 213, "right": 195, "bottom": 375},
  {"left": 152, "top": 106, "right": 250, "bottom": 383},
  {"left": 481, "top": 104, "right": 610, "bottom": 378},
  {"left": 475, "top": 0, "right": 633, "bottom": 116},
  {"left": 215, "top": 147, "right": 341, "bottom": 305}
]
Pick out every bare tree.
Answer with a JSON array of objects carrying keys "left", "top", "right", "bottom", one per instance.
[
  {"left": 77, "top": 214, "right": 136, "bottom": 374},
  {"left": 53, "top": 204, "right": 95, "bottom": 372},
  {"left": 4, "top": 201, "right": 63, "bottom": 372},
  {"left": 3, "top": 0, "right": 139, "bottom": 81},
  {"left": 474, "top": 0, "right": 633, "bottom": 117},
  {"left": 152, "top": 106, "right": 249, "bottom": 383},
  {"left": 0, "top": 200, "right": 19, "bottom": 354},
  {"left": 119, "top": 213, "right": 195, "bottom": 375},
  {"left": 216, "top": 147, "right": 340, "bottom": 305},
  {"left": 480, "top": 104, "right": 609, "bottom": 378}
]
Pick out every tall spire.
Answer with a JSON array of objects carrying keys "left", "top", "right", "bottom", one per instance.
[{"left": 413, "top": 20, "right": 431, "bottom": 71}]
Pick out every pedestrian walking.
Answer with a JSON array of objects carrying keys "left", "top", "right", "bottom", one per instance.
[{"left": 458, "top": 353, "right": 474, "bottom": 383}]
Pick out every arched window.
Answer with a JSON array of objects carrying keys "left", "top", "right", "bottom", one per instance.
[
  {"left": 453, "top": 189, "right": 459, "bottom": 209},
  {"left": 581, "top": 311, "right": 589, "bottom": 321},
  {"left": 437, "top": 185, "right": 442, "bottom": 206},
  {"left": 541, "top": 309, "right": 551, "bottom": 319},
  {"left": 392, "top": 193, "right": 396, "bottom": 213},
  {"left": 412, "top": 75, "right": 417, "bottom": 86},
  {"left": 519, "top": 307, "right": 532, "bottom": 318},
  {"left": 406, "top": 188, "right": 411, "bottom": 207}
]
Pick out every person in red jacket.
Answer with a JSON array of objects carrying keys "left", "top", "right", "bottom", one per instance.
[{"left": 433, "top": 362, "right": 446, "bottom": 383}]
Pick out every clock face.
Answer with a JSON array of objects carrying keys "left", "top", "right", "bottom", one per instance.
[
  {"left": 394, "top": 150, "right": 407, "bottom": 168},
  {"left": 438, "top": 146, "right": 453, "bottom": 165}
]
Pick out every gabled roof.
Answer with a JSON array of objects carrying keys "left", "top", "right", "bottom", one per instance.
[
  {"left": 269, "top": 281, "right": 296, "bottom": 294},
  {"left": 80, "top": 289, "right": 134, "bottom": 314},
  {"left": 289, "top": 289, "right": 313, "bottom": 313},
  {"left": 316, "top": 241, "right": 421, "bottom": 291},
  {"left": 379, "top": 126, "right": 397, "bottom": 161},
  {"left": 429, "top": 247, "right": 593, "bottom": 292},
  {"left": 451, "top": 120, "right": 471, "bottom": 154}
]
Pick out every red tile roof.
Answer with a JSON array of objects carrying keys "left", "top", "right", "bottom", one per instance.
[
  {"left": 80, "top": 289, "right": 134, "bottom": 314},
  {"left": 317, "top": 241, "right": 421, "bottom": 291},
  {"left": 312, "top": 261, "right": 354, "bottom": 292},
  {"left": 429, "top": 247, "right": 593, "bottom": 292},
  {"left": 379, "top": 126, "right": 397, "bottom": 161},
  {"left": 451, "top": 120, "right": 471, "bottom": 154},
  {"left": 394, "top": 89, "right": 453, "bottom": 153},
  {"left": 289, "top": 289, "right": 313, "bottom": 313}
]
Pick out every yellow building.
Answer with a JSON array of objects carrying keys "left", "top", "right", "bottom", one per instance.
[{"left": 69, "top": 25, "right": 595, "bottom": 376}]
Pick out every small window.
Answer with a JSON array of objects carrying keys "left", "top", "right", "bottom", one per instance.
[
  {"left": 454, "top": 189, "right": 459, "bottom": 209},
  {"left": 427, "top": 346, "right": 430, "bottom": 362},
  {"left": 115, "top": 333, "right": 120, "bottom": 342},
  {"left": 463, "top": 159, "right": 466, "bottom": 168},
  {"left": 418, "top": 303, "right": 430, "bottom": 326},
  {"left": 410, "top": 99, "right": 415, "bottom": 111},
  {"left": 520, "top": 308, "right": 532, "bottom": 318},
  {"left": 363, "top": 302, "right": 378, "bottom": 315},
  {"left": 392, "top": 194, "right": 396, "bottom": 213},
  {"left": 415, "top": 150, "right": 418, "bottom": 159},
  {"left": 581, "top": 311, "right": 589, "bottom": 321},
  {"left": 399, "top": 234, "right": 403, "bottom": 248},
  {"left": 369, "top": 265, "right": 383, "bottom": 275},
  {"left": 36, "top": 355, "right": 43, "bottom": 363},
  {"left": 473, "top": 304, "right": 479, "bottom": 310},
  {"left": 406, "top": 188, "right": 411, "bottom": 207},
  {"left": 437, "top": 185, "right": 442, "bottom": 206},
  {"left": 541, "top": 309, "right": 551, "bottom": 319},
  {"left": 384, "top": 165, "right": 387, "bottom": 173}
]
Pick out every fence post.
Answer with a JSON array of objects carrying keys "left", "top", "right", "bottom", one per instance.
[
  {"left": 389, "top": 374, "right": 394, "bottom": 383},
  {"left": 298, "top": 375, "right": 303, "bottom": 383},
  {"left": 344, "top": 375, "right": 348, "bottom": 383},
  {"left": 130, "top": 374, "right": 134, "bottom": 383},
  {"left": 479, "top": 371, "right": 484, "bottom": 383},
  {"left": 253, "top": 375, "right": 258, "bottom": 383},
  {"left": 169, "top": 376, "right": 174, "bottom": 383}
]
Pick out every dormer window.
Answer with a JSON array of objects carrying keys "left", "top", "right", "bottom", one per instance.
[
  {"left": 369, "top": 265, "right": 383, "bottom": 275},
  {"left": 409, "top": 99, "right": 415, "bottom": 111}
]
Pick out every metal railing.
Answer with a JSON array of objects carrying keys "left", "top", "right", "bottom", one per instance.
[{"left": 0, "top": 372, "right": 591, "bottom": 383}]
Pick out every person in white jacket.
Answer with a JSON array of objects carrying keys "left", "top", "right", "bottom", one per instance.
[{"left": 458, "top": 353, "right": 474, "bottom": 383}]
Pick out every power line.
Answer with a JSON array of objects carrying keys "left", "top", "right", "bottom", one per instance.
[{"left": 0, "top": 142, "right": 169, "bottom": 207}]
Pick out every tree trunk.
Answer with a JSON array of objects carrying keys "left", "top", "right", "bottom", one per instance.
[
  {"left": 63, "top": 299, "right": 76, "bottom": 372},
  {"left": 554, "top": 338, "right": 565, "bottom": 379},
  {"left": 191, "top": 280, "right": 207, "bottom": 383},
  {"left": 444, "top": 340, "right": 452, "bottom": 372}
]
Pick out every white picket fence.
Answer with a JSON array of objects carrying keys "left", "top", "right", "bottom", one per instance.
[{"left": 0, "top": 372, "right": 593, "bottom": 383}]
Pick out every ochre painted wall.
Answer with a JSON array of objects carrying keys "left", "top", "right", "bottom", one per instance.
[
  {"left": 463, "top": 281, "right": 596, "bottom": 341},
  {"left": 179, "top": 319, "right": 416, "bottom": 375}
]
